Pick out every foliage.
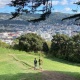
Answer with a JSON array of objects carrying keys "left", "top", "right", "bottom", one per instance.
[
  {"left": 13, "top": 33, "right": 48, "bottom": 52},
  {"left": 0, "top": 47, "right": 80, "bottom": 79},
  {"left": 42, "top": 42, "right": 49, "bottom": 53},
  {"left": 9, "top": 0, "right": 52, "bottom": 22},
  {"left": 8, "top": 0, "right": 80, "bottom": 23},
  {"left": 0, "top": 40, "right": 10, "bottom": 48},
  {"left": 50, "top": 34, "right": 80, "bottom": 63},
  {"left": 62, "top": 1, "right": 80, "bottom": 24},
  {"left": 50, "top": 34, "right": 69, "bottom": 57},
  {"left": 12, "top": 38, "right": 20, "bottom": 49},
  {"left": 71, "top": 34, "right": 80, "bottom": 62}
]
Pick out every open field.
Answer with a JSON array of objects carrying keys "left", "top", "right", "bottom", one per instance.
[{"left": 0, "top": 47, "right": 80, "bottom": 80}]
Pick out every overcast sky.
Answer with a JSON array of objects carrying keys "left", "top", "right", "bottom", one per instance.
[{"left": 0, "top": 0, "right": 80, "bottom": 14}]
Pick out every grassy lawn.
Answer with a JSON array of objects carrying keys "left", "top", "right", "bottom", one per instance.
[{"left": 0, "top": 47, "right": 80, "bottom": 80}]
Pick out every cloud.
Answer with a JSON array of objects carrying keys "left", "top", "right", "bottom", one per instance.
[
  {"left": 0, "top": 0, "right": 72, "bottom": 8},
  {"left": 54, "top": 9, "right": 59, "bottom": 12},
  {"left": 64, "top": 7, "right": 71, "bottom": 11},
  {"left": 54, "top": 7, "right": 72, "bottom": 13},
  {"left": 60, "top": 0, "right": 68, "bottom": 5},
  {"left": 49, "top": 0, "right": 68, "bottom": 6},
  {"left": 51, "top": 1, "right": 59, "bottom": 5},
  {"left": 0, "top": 0, "right": 11, "bottom": 8}
]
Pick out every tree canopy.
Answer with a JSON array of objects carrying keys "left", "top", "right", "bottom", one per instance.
[
  {"left": 62, "top": 1, "right": 80, "bottom": 24},
  {"left": 50, "top": 34, "right": 80, "bottom": 63},
  {"left": 9, "top": 0, "right": 53, "bottom": 22},
  {"left": 13, "top": 33, "right": 49, "bottom": 52},
  {"left": 8, "top": 0, "right": 80, "bottom": 23}
]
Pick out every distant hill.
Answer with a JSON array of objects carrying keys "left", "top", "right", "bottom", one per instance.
[
  {"left": 0, "top": 12, "right": 74, "bottom": 25},
  {"left": 40, "top": 12, "right": 74, "bottom": 25}
]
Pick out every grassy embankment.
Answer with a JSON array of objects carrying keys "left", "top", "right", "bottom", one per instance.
[{"left": 0, "top": 47, "right": 80, "bottom": 80}]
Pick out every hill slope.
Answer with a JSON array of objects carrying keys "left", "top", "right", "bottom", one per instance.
[
  {"left": 0, "top": 47, "right": 80, "bottom": 80},
  {"left": 0, "top": 12, "right": 73, "bottom": 25}
]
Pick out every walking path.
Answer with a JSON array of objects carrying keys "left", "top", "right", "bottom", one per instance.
[{"left": 9, "top": 54, "right": 79, "bottom": 80}]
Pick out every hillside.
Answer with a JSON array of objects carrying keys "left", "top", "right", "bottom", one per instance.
[
  {"left": 0, "top": 47, "right": 80, "bottom": 80},
  {"left": 1, "top": 12, "right": 79, "bottom": 33},
  {"left": 0, "top": 12, "right": 73, "bottom": 25}
]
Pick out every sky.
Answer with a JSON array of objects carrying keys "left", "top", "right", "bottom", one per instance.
[{"left": 0, "top": 0, "right": 80, "bottom": 14}]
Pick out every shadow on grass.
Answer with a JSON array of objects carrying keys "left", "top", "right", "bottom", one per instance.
[
  {"left": 45, "top": 56, "right": 80, "bottom": 67},
  {"left": 0, "top": 71, "right": 80, "bottom": 80},
  {"left": 59, "top": 71, "right": 80, "bottom": 80},
  {"left": 57, "top": 71, "right": 80, "bottom": 80},
  {"left": 42, "top": 71, "right": 80, "bottom": 80},
  {"left": 0, "top": 72, "right": 42, "bottom": 80}
]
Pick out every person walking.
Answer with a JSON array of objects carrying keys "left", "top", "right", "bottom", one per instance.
[
  {"left": 38, "top": 57, "right": 43, "bottom": 70},
  {"left": 34, "top": 58, "right": 37, "bottom": 70}
]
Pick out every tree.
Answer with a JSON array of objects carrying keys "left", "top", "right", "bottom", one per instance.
[
  {"left": 9, "top": 0, "right": 53, "bottom": 22},
  {"left": 50, "top": 34, "right": 80, "bottom": 63},
  {"left": 43, "top": 42, "right": 49, "bottom": 53},
  {"left": 62, "top": 1, "right": 80, "bottom": 25},
  {"left": 71, "top": 34, "right": 80, "bottom": 62},
  {"left": 9, "top": 0, "right": 80, "bottom": 23},
  {"left": 50, "top": 34, "right": 69, "bottom": 57},
  {"left": 0, "top": 40, "right": 10, "bottom": 48},
  {"left": 8, "top": 0, "right": 80, "bottom": 23},
  {"left": 14, "top": 33, "right": 46, "bottom": 52},
  {"left": 65, "top": 39, "right": 75, "bottom": 61}
]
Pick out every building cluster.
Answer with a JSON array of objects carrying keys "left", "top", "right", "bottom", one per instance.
[
  {"left": 0, "top": 32, "right": 22, "bottom": 45},
  {"left": 0, "top": 23, "right": 80, "bottom": 45}
]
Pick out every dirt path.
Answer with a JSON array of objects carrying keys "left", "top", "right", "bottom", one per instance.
[
  {"left": 9, "top": 54, "right": 34, "bottom": 70},
  {"left": 41, "top": 71, "right": 79, "bottom": 80}
]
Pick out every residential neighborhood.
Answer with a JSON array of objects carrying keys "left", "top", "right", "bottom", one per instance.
[{"left": 0, "top": 23, "right": 79, "bottom": 45}]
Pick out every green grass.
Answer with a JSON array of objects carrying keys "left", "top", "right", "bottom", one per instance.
[{"left": 0, "top": 47, "right": 80, "bottom": 80}]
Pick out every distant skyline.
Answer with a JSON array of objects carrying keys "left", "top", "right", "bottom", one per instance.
[{"left": 0, "top": 0, "right": 80, "bottom": 14}]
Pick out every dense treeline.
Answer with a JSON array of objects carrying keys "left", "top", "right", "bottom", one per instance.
[
  {"left": 12, "top": 33, "right": 80, "bottom": 62},
  {"left": 50, "top": 34, "right": 80, "bottom": 63},
  {"left": 0, "top": 33, "right": 80, "bottom": 63},
  {"left": 13, "top": 33, "right": 49, "bottom": 52}
]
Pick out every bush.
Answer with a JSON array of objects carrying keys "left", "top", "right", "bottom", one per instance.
[
  {"left": 13, "top": 33, "right": 49, "bottom": 52},
  {"left": 0, "top": 40, "right": 10, "bottom": 48}
]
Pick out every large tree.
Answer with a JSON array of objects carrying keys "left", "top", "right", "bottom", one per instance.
[
  {"left": 14, "top": 33, "right": 48, "bottom": 52},
  {"left": 9, "top": 0, "right": 80, "bottom": 23},
  {"left": 9, "top": 0, "right": 53, "bottom": 22},
  {"left": 50, "top": 34, "right": 69, "bottom": 57},
  {"left": 50, "top": 34, "right": 80, "bottom": 62}
]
